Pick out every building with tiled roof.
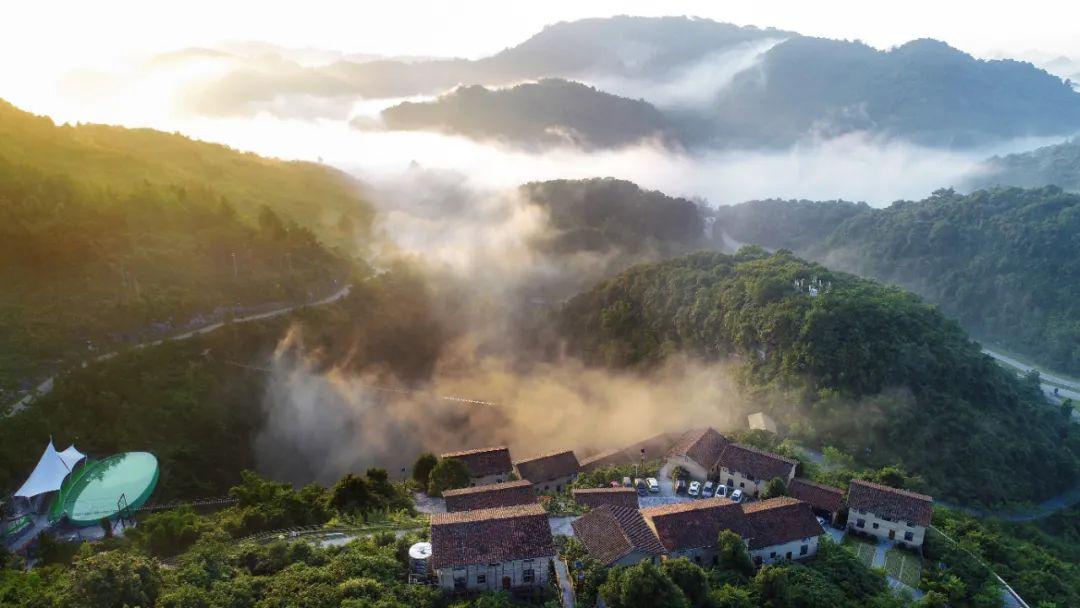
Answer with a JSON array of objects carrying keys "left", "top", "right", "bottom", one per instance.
[
  {"left": 443, "top": 480, "right": 537, "bottom": 513},
  {"left": 513, "top": 450, "right": 580, "bottom": 493},
  {"left": 572, "top": 487, "right": 639, "bottom": 510},
  {"left": 572, "top": 505, "right": 667, "bottom": 567},
  {"left": 715, "top": 444, "right": 797, "bottom": 498},
  {"left": 787, "top": 478, "right": 845, "bottom": 526},
  {"left": 847, "top": 480, "right": 933, "bottom": 549},
  {"left": 640, "top": 498, "right": 752, "bottom": 566},
  {"left": 440, "top": 446, "right": 514, "bottom": 486},
  {"left": 667, "top": 428, "right": 731, "bottom": 480},
  {"left": 429, "top": 503, "right": 555, "bottom": 591},
  {"left": 742, "top": 497, "right": 825, "bottom": 565},
  {"left": 579, "top": 432, "right": 681, "bottom": 473}
]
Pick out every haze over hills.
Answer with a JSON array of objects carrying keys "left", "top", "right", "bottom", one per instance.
[{"left": 970, "top": 137, "right": 1080, "bottom": 191}]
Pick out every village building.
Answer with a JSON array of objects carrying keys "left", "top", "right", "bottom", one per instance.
[
  {"left": 514, "top": 450, "right": 580, "bottom": 493},
  {"left": 440, "top": 446, "right": 514, "bottom": 487},
  {"left": 571, "top": 505, "right": 667, "bottom": 567},
  {"left": 429, "top": 504, "right": 555, "bottom": 592},
  {"left": 640, "top": 498, "right": 753, "bottom": 566},
  {"left": 847, "top": 480, "right": 933, "bottom": 549},
  {"left": 714, "top": 444, "right": 797, "bottom": 498},
  {"left": 443, "top": 480, "right": 536, "bottom": 513},
  {"left": 742, "top": 497, "right": 825, "bottom": 565},
  {"left": 572, "top": 487, "right": 639, "bottom": 510},
  {"left": 787, "top": 478, "right": 846, "bottom": 527},
  {"left": 667, "top": 428, "right": 731, "bottom": 480},
  {"left": 579, "top": 432, "right": 681, "bottom": 473}
]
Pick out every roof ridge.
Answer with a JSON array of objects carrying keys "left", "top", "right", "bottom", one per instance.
[{"left": 851, "top": 478, "right": 932, "bottom": 501}]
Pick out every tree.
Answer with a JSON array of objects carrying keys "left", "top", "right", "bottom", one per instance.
[
  {"left": 427, "top": 458, "right": 470, "bottom": 497},
  {"left": 327, "top": 473, "right": 374, "bottom": 514},
  {"left": 599, "top": 561, "right": 689, "bottom": 608},
  {"left": 716, "top": 530, "right": 754, "bottom": 577},
  {"left": 411, "top": 453, "right": 438, "bottom": 486},
  {"left": 60, "top": 550, "right": 163, "bottom": 608},
  {"left": 762, "top": 477, "right": 788, "bottom": 499},
  {"left": 662, "top": 558, "right": 710, "bottom": 608}
]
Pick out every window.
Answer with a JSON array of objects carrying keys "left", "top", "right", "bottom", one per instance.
[
  {"left": 454, "top": 576, "right": 467, "bottom": 590},
  {"left": 769, "top": 552, "right": 776, "bottom": 559},
  {"left": 872, "top": 522, "right": 879, "bottom": 529},
  {"left": 477, "top": 574, "right": 486, "bottom": 584},
  {"left": 523, "top": 569, "right": 535, "bottom": 583},
  {"left": 856, "top": 519, "right": 866, "bottom": 528},
  {"left": 904, "top": 531, "right": 914, "bottom": 542},
  {"left": 694, "top": 555, "right": 701, "bottom": 564},
  {"left": 800, "top": 545, "right": 808, "bottom": 556},
  {"left": 739, "top": 482, "right": 745, "bottom": 488},
  {"left": 523, "top": 559, "right": 534, "bottom": 564},
  {"left": 906, "top": 521, "right": 914, "bottom": 527}
]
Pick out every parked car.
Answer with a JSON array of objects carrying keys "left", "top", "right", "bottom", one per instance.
[
  {"left": 675, "top": 479, "right": 687, "bottom": 495},
  {"left": 688, "top": 481, "right": 701, "bottom": 497},
  {"left": 622, "top": 477, "right": 632, "bottom": 487},
  {"left": 647, "top": 478, "right": 660, "bottom": 493},
  {"left": 730, "top": 489, "right": 744, "bottom": 503},
  {"left": 714, "top": 484, "right": 728, "bottom": 498},
  {"left": 702, "top": 481, "right": 714, "bottom": 496},
  {"left": 635, "top": 478, "right": 648, "bottom": 495}
]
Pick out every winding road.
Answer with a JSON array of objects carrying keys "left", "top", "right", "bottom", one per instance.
[{"left": 4, "top": 284, "right": 352, "bottom": 417}]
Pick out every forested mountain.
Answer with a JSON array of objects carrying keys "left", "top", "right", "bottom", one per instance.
[
  {"left": 971, "top": 137, "right": 1080, "bottom": 191},
  {"left": 523, "top": 178, "right": 704, "bottom": 254},
  {"left": 380, "top": 79, "right": 674, "bottom": 149},
  {"left": 559, "top": 249, "right": 1080, "bottom": 505},
  {"left": 0, "top": 100, "right": 370, "bottom": 251},
  {"left": 712, "top": 187, "right": 1080, "bottom": 376},
  {"left": 0, "top": 100, "right": 369, "bottom": 398}
]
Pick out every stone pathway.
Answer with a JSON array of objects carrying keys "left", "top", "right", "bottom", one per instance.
[{"left": 554, "top": 558, "right": 575, "bottom": 607}]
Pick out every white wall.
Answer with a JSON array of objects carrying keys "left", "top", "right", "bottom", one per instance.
[
  {"left": 750, "top": 535, "right": 819, "bottom": 566},
  {"left": 848, "top": 509, "right": 926, "bottom": 548},
  {"left": 436, "top": 556, "right": 551, "bottom": 592}
]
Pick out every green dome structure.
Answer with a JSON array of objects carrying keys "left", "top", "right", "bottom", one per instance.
[{"left": 49, "top": 452, "right": 159, "bottom": 526}]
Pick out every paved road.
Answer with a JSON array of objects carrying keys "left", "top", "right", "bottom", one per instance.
[
  {"left": 983, "top": 348, "right": 1080, "bottom": 406},
  {"left": 4, "top": 284, "right": 352, "bottom": 416}
]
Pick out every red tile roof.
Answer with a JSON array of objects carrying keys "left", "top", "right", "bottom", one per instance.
[
  {"left": 430, "top": 504, "right": 555, "bottom": 569},
  {"left": 640, "top": 498, "right": 752, "bottom": 552},
  {"left": 443, "top": 480, "right": 537, "bottom": 512},
  {"left": 668, "top": 428, "right": 730, "bottom": 470},
  {"left": 440, "top": 446, "right": 513, "bottom": 478},
  {"left": 787, "top": 478, "right": 845, "bottom": 514},
  {"left": 572, "top": 487, "right": 639, "bottom": 510},
  {"left": 848, "top": 480, "right": 933, "bottom": 527},
  {"left": 580, "top": 432, "right": 682, "bottom": 472},
  {"left": 716, "top": 444, "right": 797, "bottom": 482},
  {"left": 742, "top": 497, "right": 825, "bottom": 549},
  {"left": 571, "top": 505, "right": 666, "bottom": 566},
  {"left": 514, "top": 450, "right": 581, "bottom": 484}
]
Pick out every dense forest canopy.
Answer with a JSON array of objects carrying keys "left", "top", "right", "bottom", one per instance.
[
  {"left": 558, "top": 249, "right": 1079, "bottom": 505},
  {"left": 712, "top": 187, "right": 1080, "bottom": 376},
  {"left": 971, "top": 137, "right": 1080, "bottom": 192}
]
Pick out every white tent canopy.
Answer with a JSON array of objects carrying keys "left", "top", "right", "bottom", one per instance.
[{"left": 13, "top": 440, "right": 86, "bottom": 498}]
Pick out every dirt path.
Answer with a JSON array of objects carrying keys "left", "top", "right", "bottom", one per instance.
[{"left": 4, "top": 284, "right": 352, "bottom": 417}]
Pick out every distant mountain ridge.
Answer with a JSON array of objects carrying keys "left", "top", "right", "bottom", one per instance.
[
  {"left": 379, "top": 79, "right": 675, "bottom": 149},
  {"left": 165, "top": 16, "right": 1080, "bottom": 149},
  {"left": 970, "top": 137, "right": 1080, "bottom": 191}
]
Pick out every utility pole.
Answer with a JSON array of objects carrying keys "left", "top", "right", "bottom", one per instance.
[{"left": 231, "top": 252, "right": 238, "bottom": 279}]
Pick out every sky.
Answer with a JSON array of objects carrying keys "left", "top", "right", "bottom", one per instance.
[{"left": 3, "top": 0, "right": 1079, "bottom": 71}]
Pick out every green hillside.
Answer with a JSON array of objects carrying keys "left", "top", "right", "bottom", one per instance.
[
  {"left": 559, "top": 249, "right": 1080, "bottom": 506},
  {"left": 712, "top": 187, "right": 1080, "bottom": 376},
  {"left": 0, "top": 100, "right": 370, "bottom": 397}
]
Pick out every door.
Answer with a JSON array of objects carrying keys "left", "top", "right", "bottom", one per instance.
[
  {"left": 502, "top": 576, "right": 511, "bottom": 590},
  {"left": 888, "top": 529, "right": 896, "bottom": 540}
]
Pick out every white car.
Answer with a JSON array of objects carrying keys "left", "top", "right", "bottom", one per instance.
[
  {"left": 688, "top": 481, "right": 701, "bottom": 497},
  {"left": 702, "top": 481, "right": 715, "bottom": 496},
  {"left": 714, "top": 485, "right": 728, "bottom": 498},
  {"left": 730, "top": 489, "right": 744, "bottom": 503},
  {"left": 646, "top": 478, "right": 660, "bottom": 493}
]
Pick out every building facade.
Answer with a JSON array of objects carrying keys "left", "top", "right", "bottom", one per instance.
[
  {"left": 714, "top": 444, "right": 797, "bottom": 498},
  {"left": 846, "top": 480, "right": 932, "bottom": 549},
  {"left": 667, "top": 428, "right": 731, "bottom": 481},
  {"left": 742, "top": 497, "right": 825, "bottom": 566},
  {"left": 430, "top": 504, "right": 555, "bottom": 592}
]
